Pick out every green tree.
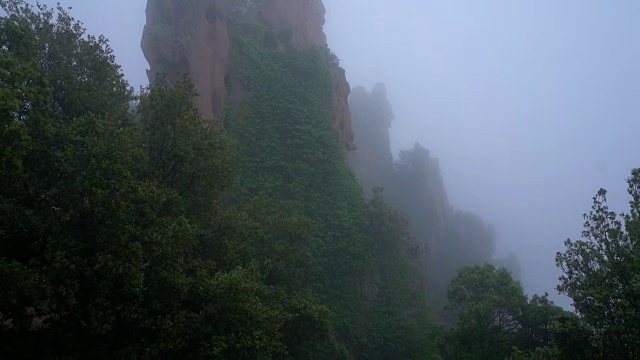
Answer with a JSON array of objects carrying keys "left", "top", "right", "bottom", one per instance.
[
  {"left": 556, "top": 169, "right": 640, "bottom": 358},
  {"left": 441, "top": 265, "right": 589, "bottom": 359},
  {"left": 360, "top": 187, "right": 438, "bottom": 359},
  {"left": 211, "top": 200, "right": 350, "bottom": 358},
  {"left": 0, "top": 2, "right": 289, "bottom": 358},
  {"left": 545, "top": 312, "right": 593, "bottom": 360},
  {"left": 515, "top": 293, "right": 564, "bottom": 352},
  {"left": 508, "top": 294, "right": 586, "bottom": 360},
  {"left": 1, "top": 3, "right": 139, "bottom": 356},
  {"left": 443, "top": 264, "right": 526, "bottom": 359},
  {"left": 507, "top": 346, "right": 561, "bottom": 360},
  {"left": 135, "top": 74, "right": 233, "bottom": 220}
]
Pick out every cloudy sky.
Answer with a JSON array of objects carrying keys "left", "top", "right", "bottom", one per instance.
[
  {"left": 38, "top": 0, "right": 640, "bottom": 306},
  {"left": 322, "top": 0, "right": 640, "bottom": 306}
]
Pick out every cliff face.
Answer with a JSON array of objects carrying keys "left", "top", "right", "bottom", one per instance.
[
  {"left": 141, "top": 0, "right": 355, "bottom": 150},
  {"left": 257, "top": 0, "right": 327, "bottom": 49},
  {"left": 348, "top": 84, "right": 499, "bottom": 320},
  {"left": 348, "top": 84, "right": 450, "bottom": 244},
  {"left": 392, "top": 144, "right": 451, "bottom": 261},
  {"left": 347, "top": 84, "right": 395, "bottom": 193},
  {"left": 141, "top": 0, "right": 229, "bottom": 122},
  {"left": 348, "top": 84, "right": 446, "bottom": 296}
]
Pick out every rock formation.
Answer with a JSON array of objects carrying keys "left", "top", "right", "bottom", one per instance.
[
  {"left": 141, "top": 0, "right": 355, "bottom": 150},
  {"left": 141, "top": 0, "right": 229, "bottom": 122},
  {"left": 257, "top": 0, "right": 327, "bottom": 49},
  {"left": 347, "top": 84, "right": 506, "bottom": 321},
  {"left": 347, "top": 83, "right": 395, "bottom": 193}
]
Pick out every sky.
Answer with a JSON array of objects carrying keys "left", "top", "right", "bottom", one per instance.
[
  {"left": 37, "top": 0, "right": 640, "bottom": 307},
  {"left": 322, "top": 0, "right": 640, "bottom": 307}
]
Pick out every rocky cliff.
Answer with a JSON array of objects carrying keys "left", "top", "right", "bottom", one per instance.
[
  {"left": 141, "top": 0, "right": 228, "bottom": 122},
  {"left": 348, "top": 84, "right": 395, "bottom": 193},
  {"left": 348, "top": 84, "right": 452, "bottom": 258},
  {"left": 141, "top": 0, "right": 355, "bottom": 150},
  {"left": 348, "top": 84, "right": 502, "bottom": 320}
]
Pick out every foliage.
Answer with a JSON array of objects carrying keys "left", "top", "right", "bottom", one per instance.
[
  {"left": 135, "top": 74, "right": 234, "bottom": 219},
  {"left": 210, "top": 200, "right": 350, "bottom": 358},
  {"left": 507, "top": 346, "right": 561, "bottom": 360},
  {"left": 227, "top": 18, "right": 368, "bottom": 351},
  {"left": 555, "top": 169, "right": 640, "bottom": 358},
  {"left": 441, "top": 265, "right": 583, "bottom": 360},
  {"left": 360, "top": 187, "right": 438, "bottom": 359},
  {"left": 325, "top": 45, "right": 341, "bottom": 66},
  {"left": 442, "top": 264, "right": 526, "bottom": 359},
  {"left": 0, "top": 2, "right": 306, "bottom": 358},
  {"left": 0, "top": 1, "right": 444, "bottom": 358},
  {"left": 545, "top": 312, "right": 594, "bottom": 360},
  {"left": 515, "top": 293, "right": 564, "bottom": 351},
  {"left": 10, "top": 0, "right": 628, "bottom": 359}
]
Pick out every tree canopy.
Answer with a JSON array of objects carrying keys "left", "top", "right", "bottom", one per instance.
[{"left": 556, "top": 169, "right": 640, "bottom": 358}]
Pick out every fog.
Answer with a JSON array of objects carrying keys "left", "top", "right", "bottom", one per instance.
[
  {"left": 40, "top": 0, "right": 639, "bottom": 307},
  {"left": 322, "top": 0, "right": 640, "bottom": 307}
]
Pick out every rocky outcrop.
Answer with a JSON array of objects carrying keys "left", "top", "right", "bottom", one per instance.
[
  {"left": 347, "top": 84, "right": 451, "bottom": 241},
  {"left": 392, "top": 144, "right": 451, "bottom": 255},
  {"left": 257, "top": 0, "right": 327, "bottom": 49},
  {"left": 141, "top": 0, "right": 229, "bottom": 122},
  {"left": 348, "top": 84, "right": 506, "bottom": 322},
  {"left": 141, "top": 0, "right": 355, "bottom": 150},
  {"left": 348, "top": 83, "right": 395, "bottom": 192},
  {"left": 331, "top": 66, "right": 356, "bottom": 151}
]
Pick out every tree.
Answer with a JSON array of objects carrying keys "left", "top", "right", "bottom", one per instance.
[
  {"left": 545, "top": 312, "right": 593, "bottom": 360},
  {"left": 0, "top": 0, "right": 131, "bottom": 120},
  {"left": 135, "top": 74, "right": 233, "bottom": 220},
  {"left": 443, "top": 264, "right": 526, "bottom": 359},
  {"left": 0, "top": 2, "right": 289, "bottom": 358},
  {"left": 515, "top": 293, "right": 564, "bottom": 351},
  {"left": 361, "top": 187, "right": 438, "bottom": 359},
  {"left": 1, "top": 3, "right": 139, "bottom": 356},
  {"left": 441, "top": 265, "right": 580, "bottom": 360},
  {"left": 555, "top": 168, "right": 640, "bottom": 358},
  {"left": 507, "top": 346, "right": 560, "bottom": 360}
]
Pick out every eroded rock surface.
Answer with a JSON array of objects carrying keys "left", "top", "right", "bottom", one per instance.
[
  {"left": 141, "top": 0, "right": 355, "bottom": 150},
  {"left": 348, "top": 83, "right": 396, "bottom": 194},
  {"left": 258, "top": 0, "right": 327, "bottom": 49},
  {"left": 142, "top": 0, "right": 229, "bottom": 122}
]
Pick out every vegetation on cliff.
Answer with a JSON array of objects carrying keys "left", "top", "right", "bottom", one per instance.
[
  {"left": 223, "top": 15, "right": 438, "bottom": 357},
  {"left": 0, "top": 2, "right": 437, "bottom": 358}
]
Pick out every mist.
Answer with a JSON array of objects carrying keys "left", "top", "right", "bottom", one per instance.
[
  {"left": 323, "top": 0, "right": 640, "bottom": 307},
  {"left": 38, "top": 0, "right": 640, "bottom": 307}
]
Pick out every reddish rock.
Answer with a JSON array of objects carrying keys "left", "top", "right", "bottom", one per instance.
[
  {"left": 258, "top": 0, "right": 327, "bottom": 49},
  {"left": 331, "top": 65, "right": 356, "bottom": 151},
  {"left": 348, "top": 83, "right": 395, "bottom": 191},
  {"left": 141, "top": 0, "right": 355, "bottom": 151},
  {"left": 141, "top": 0, "right": 229, "bottom": 123}
]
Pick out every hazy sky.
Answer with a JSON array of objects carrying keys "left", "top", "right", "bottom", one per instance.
[
  {"left": 323, "top": 0, "right": 640, "bottom": 307},
  {"left": 38, "top": 0, "right": 639, "bottom": 306}
]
